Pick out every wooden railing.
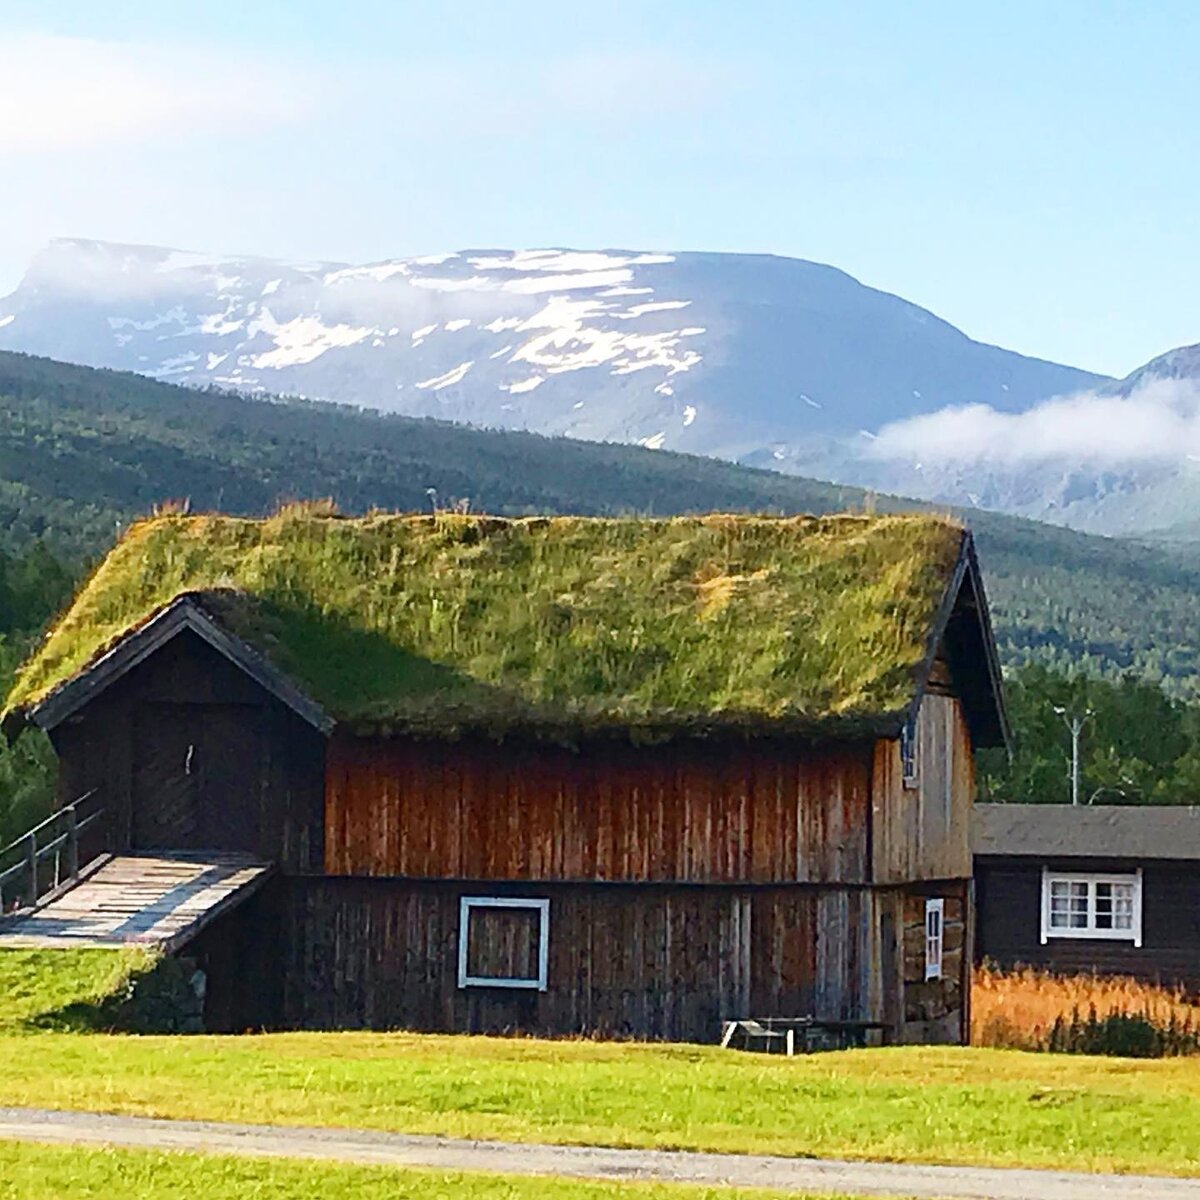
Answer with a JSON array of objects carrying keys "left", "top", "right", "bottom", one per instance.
[{"left": 0, "top": 791, "right": 104, "bottom": 913}]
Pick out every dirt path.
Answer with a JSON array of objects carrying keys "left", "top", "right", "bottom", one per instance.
[{"left": 0, "top": 1107, "right": 1197, "bottom": 1199}]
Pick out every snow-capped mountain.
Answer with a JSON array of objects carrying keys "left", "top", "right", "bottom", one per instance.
[
  {"left": 13, "top": 237, "right": 1200, "bottom": 539},
  {"left": 0, "top": 238, "right": 1101, "bottom": 465}
]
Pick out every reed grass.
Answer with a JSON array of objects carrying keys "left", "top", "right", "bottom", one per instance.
[{"left": 973, "top": 965, "right": 1200, "bottom": 1055}]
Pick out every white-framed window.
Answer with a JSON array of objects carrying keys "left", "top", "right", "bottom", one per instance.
[
  {"left": 901, "top": 713, "right": 919, "bottom": 789},
  {"left": 924, "top": 898, "right": 944, "bottom": 981},
  {"left": 457, "top": 896, "right": 550, "bottom": 991},
  {"left": 1040, "top": 869, "right": 1142, "bottom": 947}
]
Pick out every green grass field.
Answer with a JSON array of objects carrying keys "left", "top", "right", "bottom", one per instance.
[
  {"left": 0, "top": 1031, "right": 1197, "bottom": 1177},
  {"left": 1, "top": 951, "right": 1197, "bottom": 1179},
  {"left": 0, "top": 1141, "right": 862, "bottom": 1200}
]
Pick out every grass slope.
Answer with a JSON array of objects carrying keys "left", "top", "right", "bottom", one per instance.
[
  {"left": 6, "top": 512, "right": 962, "bottom": 735},
  {"left": 0, "top": 1143, "right": 841, "bottom": 1200},
  {"left": 0, "top": 948, "right": 155, "bottom": 1031},
  {"left": 0, "top": 1033, "right": 1195, "bottom": 1176},
  {"left": 3, "top": 350, "right": 1200, "bottom": 697}
]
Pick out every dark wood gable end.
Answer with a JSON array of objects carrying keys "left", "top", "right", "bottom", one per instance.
[
  {"left": 908, "top": 533, "right": 1009, "bottom": 755},
  {"left": 25, "top": 595, "right": 332, "bottom": 737},
  {"left": 19, "top": 595, "right": 331, "bottom": 873}
]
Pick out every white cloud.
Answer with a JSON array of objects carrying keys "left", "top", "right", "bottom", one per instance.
[
  {"left": 868, "top": 379, "right": 1200, "bottom": 466},
  {"left": 0, "top": 33, "right": 308, "bottom": 153}
]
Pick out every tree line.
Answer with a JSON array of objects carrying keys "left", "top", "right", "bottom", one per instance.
[
  {"left": 0, "top": 541, "right": 74, "bottom": 846},
  {"left": 978, "top": 665, "right": 1200, "bottom": 806}
]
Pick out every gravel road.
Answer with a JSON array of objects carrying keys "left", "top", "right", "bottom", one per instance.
[{"left": 0, "top": 1106, "right": 1197, "bottom": 1199}]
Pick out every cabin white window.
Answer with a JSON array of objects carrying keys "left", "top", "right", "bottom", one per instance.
[
  {"left": 924, "top": 898, "right": 944, "bottom": 981},
  {"left": 457, "top": 897, "right": 550, "bottom": 991},
  {"left": 1040, "top": 870, "right": 1142, "bottom": 947},
  {"left": 901, "top": 713, "right": 919, "bottom": 789}
]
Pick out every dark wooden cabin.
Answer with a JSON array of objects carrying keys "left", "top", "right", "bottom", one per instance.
[
  {"left": 974, "top": 804, "right": 1200, "bottom": 991},
  {"left": 3, "top": 512, "right": 1008, "bottom": 1043}
]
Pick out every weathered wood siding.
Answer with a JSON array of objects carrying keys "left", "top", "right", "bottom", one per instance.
[
  {"left": 49, "top": 630, "right": 326, "bottom": 872},
  {"left": 325, "top": 736, "right": 873, "bottom": 885},
  {"left": 871, "top": 693, "right": 974, "bottom": 884},
  {"left": 269, "top": 877, "right": 907, "bottom": 1040},
  {"left": 976, "top": 858, "right": 1200, "bottom": 990}
]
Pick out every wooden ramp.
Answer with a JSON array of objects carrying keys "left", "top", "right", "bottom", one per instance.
[{"left": 0, "top": 852, "right": 273, "bottom": 953}]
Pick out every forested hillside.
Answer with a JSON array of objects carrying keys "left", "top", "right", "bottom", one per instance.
[
  {"left": 0, "top": 541, "right": 73, "bottom": 845},
  {"left": 1, "top": 349, "right": 1198, "bottom": 698}
]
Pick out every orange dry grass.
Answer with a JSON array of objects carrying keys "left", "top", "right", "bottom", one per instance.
[{"left": 972, "top": 964, "right": 1200, "bottom": 1050}]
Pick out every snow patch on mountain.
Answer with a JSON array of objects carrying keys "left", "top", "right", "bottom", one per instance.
[
  {"left": 416, "top": 361, "right": 473, "bottom": 390},
  {"left": 250, "top": 311, "right": 374, "bottom": 369},
  {"left": 503, "top": 376, "right": 544, "bottom": 394}
]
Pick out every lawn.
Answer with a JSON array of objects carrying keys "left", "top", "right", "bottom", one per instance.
[
  {"left": 0, "top": 1141, "right": 859, "bottom": 1200},
  {"left": 1, "top": 950, "right": 1197, "bottom": 1179},
  {"left": 0, "top": 1031, "right": 1197, "bottom": 1177}
]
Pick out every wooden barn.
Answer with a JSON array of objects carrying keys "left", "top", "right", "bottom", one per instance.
[
  {"left": 974, "top": 803, "right": 1200, "bottom": 991},
  {"left": 1, "top": 511, "right": 1008, "bottom": 1044}
]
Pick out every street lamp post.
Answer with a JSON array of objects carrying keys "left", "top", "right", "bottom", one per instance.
[{"left": 1052, "top": 705, "right": 1093, "bottom": 806}]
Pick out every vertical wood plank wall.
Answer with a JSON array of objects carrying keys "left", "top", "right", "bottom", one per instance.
[
  {"left": 871, "top": 694, "right": 974, "bottom": 884},
  {"left": 273, "top": 877, "right": 904, "bottom": 1039},
  {"left": 325, "top": 736, "right": 873, "bottom": 884},
  {"left": 50, "top": 631, "right": 326, "bottom": 872},
  {"left": 46, "top": 629, "right": 978, "bottom": 1044}
]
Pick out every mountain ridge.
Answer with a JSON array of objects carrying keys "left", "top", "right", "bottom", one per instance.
[{"left": 0, "top": 235, "right": 1103, "bottom": 456}]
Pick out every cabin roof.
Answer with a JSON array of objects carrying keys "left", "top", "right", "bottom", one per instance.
[
  {"left": 973, "top": 803, "right": 1200, "bottom": 862},
  {"left": 3, "top": 511, "right": 1008, "bottom": 745}
]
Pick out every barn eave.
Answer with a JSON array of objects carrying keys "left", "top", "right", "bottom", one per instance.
[{"left": 909, "top": 532, "right": 1010, "bottom": 753}]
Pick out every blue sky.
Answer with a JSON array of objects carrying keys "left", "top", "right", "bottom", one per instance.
[{"left": 0, "top": 0, "right": 1196, "bottom": 376}]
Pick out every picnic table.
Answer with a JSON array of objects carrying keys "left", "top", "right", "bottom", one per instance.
[{"left": 720, "top": 1016, "right": 889, "bottom": 1055}]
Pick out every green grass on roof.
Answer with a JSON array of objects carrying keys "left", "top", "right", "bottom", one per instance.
[{"left": 5, "top": 511, "right": 964, "bottom": 738}]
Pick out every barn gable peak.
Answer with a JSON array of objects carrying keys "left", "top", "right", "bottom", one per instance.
[{"left": 17, "top": 594, "right": 333, "bottom": 737}]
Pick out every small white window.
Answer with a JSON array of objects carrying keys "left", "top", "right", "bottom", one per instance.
[
  {"left": 457, "top": 897, "right": 550, "bottom": 991},
  {"left": 924, "top": 898, "right": 944, "bottom": 981},
  {"left": 1040, "top": 870, "right": 1142, "bottom": 947},
  {"left": 901, "top": 714, "right": 919, "bottom": 789}
]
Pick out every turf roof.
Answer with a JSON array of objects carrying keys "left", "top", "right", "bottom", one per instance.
[{"left": 5, "top": 511, "right": 968, "bottom": 739}]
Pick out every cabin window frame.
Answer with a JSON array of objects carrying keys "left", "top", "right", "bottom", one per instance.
[
  {"left": 1040, "top": 868, "right": 1143, "bottom": 947},
  {"left": 901, "top": 712, "right": 919, "bottom": 790},
  {"left": 924, "top": 898, "right": 944, "bottom": 981},
  {"left": 457, "top": 896, "right": 551, "bottom": 991}
]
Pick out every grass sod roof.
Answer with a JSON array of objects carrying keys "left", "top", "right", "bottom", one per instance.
[{"left": 4, "top": 511, "right": 969, "bottom": 740}]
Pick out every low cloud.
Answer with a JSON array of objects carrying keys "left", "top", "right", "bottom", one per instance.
[
  {"left": 868, "top": 379, "right": 1200, "bottom": 466},
  {"left": 0, "top": 33, "right": 308, "bottom": 153}
]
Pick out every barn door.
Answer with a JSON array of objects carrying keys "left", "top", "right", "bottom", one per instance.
[{"left": 132, "top": 703, "right": 264, "bottom": 853}]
